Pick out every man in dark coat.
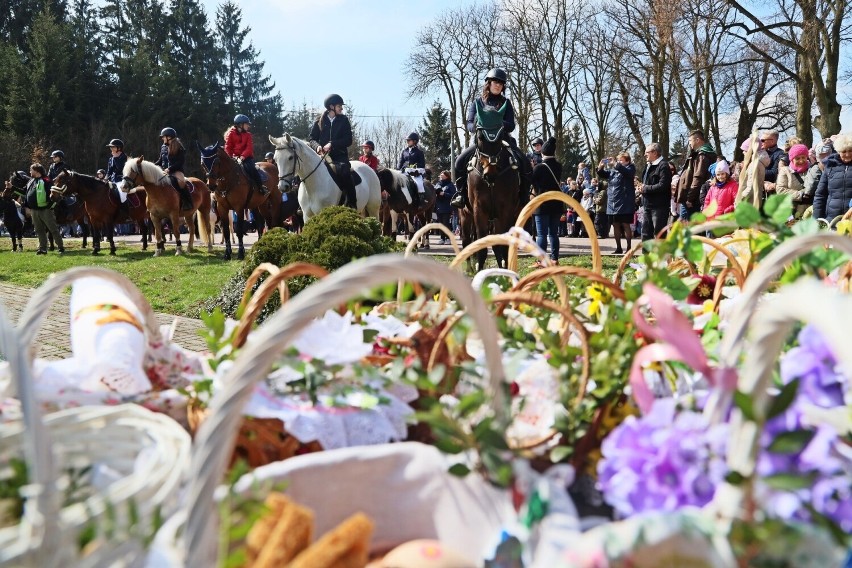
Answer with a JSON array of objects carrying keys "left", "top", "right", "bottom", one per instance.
[
  {"left": 639, "top": 142, "right": 672, "bottom": 241},
  {"left": 675, "top": 129, "right": 716, "bottom": 221},
  {"left": 308, "top": 93, "right": 357, "bottom": 208},
  {"left": 761, "top": 129, "right": 787, "bottom": 185},
  {"left": 531, "top": 137, "right": 564, "bottom": 262}
]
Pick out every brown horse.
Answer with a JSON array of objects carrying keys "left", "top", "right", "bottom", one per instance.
[
  {"left": 6, "top": 170, "right": 91, "bottom": 249},
  {"left": 119, "top": 156, "right": 213, "bottom": 256},
  {"left": 462, "top": 125, "right": 521, "bottom": 271},
  {"left": 376, "top": 168, "right": 436, "bottom": 248},
  {"left": 50, "top": 170, "right": 152, "bottom": 254},
  {"left": 198, "top": 142, "right": 282, "bottom": 260}
]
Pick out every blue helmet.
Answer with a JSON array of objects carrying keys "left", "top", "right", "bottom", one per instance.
[
  {"left": 233, "top": 114, "right": 251, "bottom": 126},
  {"left": 160, "top": 127, "right": 177, "bottom": 138},
  {"left": 406, "top": 132, "right": 420, "bottom": 143},
  {"left": 51, "top": 150, "right": 65, "bottom": 159}
]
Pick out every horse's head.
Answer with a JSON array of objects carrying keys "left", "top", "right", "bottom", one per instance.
[
  {"left": 269, "top": 133, "right": 298, "bottom": 192},
  {"left": 49, "top": 170, "right": 71, "bottom": 201},
  {"left": 475, "top": 126, "right": 508, "bottom": 176},
  {"left": 4, "top": 171, "right": 28, "bottom": 199},
  {"left": 198, "top": 141, "right": 225, "bottom": 191},
  {"left": 120, "top": 156, "right": 146, "bottom": 192}
]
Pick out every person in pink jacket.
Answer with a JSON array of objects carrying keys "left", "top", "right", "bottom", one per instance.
[{"left": 702, "top": 161, "right": 737, "bottom": 219}]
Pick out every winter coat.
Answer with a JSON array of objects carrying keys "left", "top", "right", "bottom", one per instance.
[
  {"left": 398, "top": 145, "right": 426, "bottom": 172},
  {"left": 676, "top": 143, "right": 716, "bottom": 206},
  {"left": 434, "top": 179, "right": 456, "bottom": 214},
  {"left": 764, "top": 146, "right": 787, "bottom": 183},
  {"left": 359, "top": 154, "right": 379, "bottom": 171},
  {"left": 308, "top": 112, "right": 353, "bottom": 163},
  {"left": 532, "top": 157, "right": 564, "bottom": 216},
  {"left": 599, "top": 162, "right": 636, "bottom": 216},
  {"left": 224, "top": 126, "right": 255, "bottom": 160},
  {"left": 466, "top": 93, "right": 516, "bottom": 134},
  {"left": 813, "top": 155, "right": 852, "bottom": 221},
  {"left": 776, "top": 165, "right": 807, "bottom": 217},
  {"left": 640, "top": 158, "right": 672, "bottom": 210},
  {"left": 47, "top": 161, "right": 70, "bottom": 183},
  {"left": 154, "top": 138, "right": 186, "bottom": 174},
  {"left": 106, "top": 152, "right": 127, "bottom": 184},
  {"left": 702, "top": 179, "right": 738, "bottom": 219},
  {"left": 526, "top": 150, "right": 542, "bottom": 166}
]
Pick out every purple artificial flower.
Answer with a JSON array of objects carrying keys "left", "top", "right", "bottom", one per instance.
[
  {"left": 780, "top": 325, "right": 847, "bottom": 408},
  {"left": 597, "top": 398, "right": 729, "bottom": 517}
]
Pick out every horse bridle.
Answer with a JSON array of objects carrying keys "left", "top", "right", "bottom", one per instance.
[{"left": 275, "top": 142, "right": 325, "bottom": 186}]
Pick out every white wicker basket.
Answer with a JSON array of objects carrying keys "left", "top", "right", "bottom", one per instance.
[{"left": 0, "top": 268, "right": 191, "bottom": 567}]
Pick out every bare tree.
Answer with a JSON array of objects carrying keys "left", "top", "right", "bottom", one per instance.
[{"left": 362, "top": 112, "right": 416, "bottom": 169}]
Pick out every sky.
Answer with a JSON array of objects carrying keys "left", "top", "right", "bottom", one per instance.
[{"left": 200, "top": 0, "right": 461, "bottom": 130}]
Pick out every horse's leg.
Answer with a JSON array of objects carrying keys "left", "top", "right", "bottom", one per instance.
[
  {"left": 186, "top": 215, "right": 195, "bottom": 253},
  {"left": 91, "top": 225, "right": 101, "bottom": 255},
  {"left": 171, "top": 213, "right": 184, "bottom": 255},
  {"left": 235, "top": 211, "right": 246, "bottom": 261},
  {"left": 141, "top": 220, "right": 148, "bottom": 250},
  {"left": 493, "top": 244, "right": 508, "bottom": 269},
  {"left": 219, "top": 203, "right": 232, "bottom": 261},
  {"left": 108, "top": 223, "right": 117, "bottom": 255},
  {"left": 151, "top": 214, "right": 165, "bottom": 257},
  {"left": 254, "top": 209, "right": 266, "bottom": 239}
]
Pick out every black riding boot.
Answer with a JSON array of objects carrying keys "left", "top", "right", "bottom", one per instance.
[
  {"left": 250, "top": 169, "right": 268, "bottom": 196},
  {"left": 451, "top": 176, "right": 468, "bottom": 208},
  {"left": 179, "top": 186, "right": 193, "bottom": 211},
  {"left": 410, "top": 181, "right": 421, "bottom": 209},
  {"left": 344, "top": 184, "right": 358, "bottom": 209}
]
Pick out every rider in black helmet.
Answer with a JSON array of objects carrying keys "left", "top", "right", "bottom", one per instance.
[
  {"left": 308, "top": 94, "right": 357, "bottom": 209},
  {"left": 154, "top": 127, "right": 192, "bottom": 211},
  {"left": 106, "top": 138, "right": 127, "bottom": 185},
  {"left": 450, "top": 68, "right": 532, "bottom": 209},
  {"left": 47, "top": 150, "right": 70, "bottom": 183},
  {"left": 398, "top": 131, "right": 426, "bottom": 208},
  {"left": 265, "top": 152, "right": 275, "bottom": 164},
  {"left": 527, "top": 138, "right": 544, "bottom": 166}
]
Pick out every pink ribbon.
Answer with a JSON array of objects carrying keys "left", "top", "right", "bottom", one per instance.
[{"left": 629, "top": 283, "right": 737, "bottom": 414}]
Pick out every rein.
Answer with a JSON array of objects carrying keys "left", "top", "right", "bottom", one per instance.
[{"left": 276, "top": 143, "right": 325, "bottom": 185}]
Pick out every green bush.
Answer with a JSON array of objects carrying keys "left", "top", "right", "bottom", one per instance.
[{"left": 201, "top": 207, "right": 403, "bottom": 321}]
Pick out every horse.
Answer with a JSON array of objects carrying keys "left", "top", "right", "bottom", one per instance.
[
  {"left": 119, "top": 156, "right": 213, "bottom": 256},
  {"left": 0, "top": 185, "right": 24, "bottom": 251},
  {"left": 376, "top": 168, "right": 436, "bottom": 248},
  {"left": 50, "top": 170, "right": 152, "bottom": 254},
  {"left": 198, "top": 142, "right": 283, "bottom": 260},
  {"left": 7, "top": 171, "right": 92, "bottom": 249},
  {"left": 268, "top": 133, "right": 381, "bottom": 223}
]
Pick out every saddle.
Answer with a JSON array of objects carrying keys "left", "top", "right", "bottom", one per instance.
[
  {"left": 325, "top": 162, "right": 362, "bottom": 192},
  {"left": 108, "top": 184, "right": 142, "bottom": 209},
  {"left": 242, "top": 162, "right": 268, "bottom": 183}
]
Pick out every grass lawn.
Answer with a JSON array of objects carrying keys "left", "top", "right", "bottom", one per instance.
[
  {"left": 0, "top": 236, "right": 621, "bottom": 316},
  {"left": 0, "top": 237, "right": 241, "bottom": 316}
]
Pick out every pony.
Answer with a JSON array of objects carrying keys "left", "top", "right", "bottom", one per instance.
[
  {"left": 462, "top": 115, "right": 521, "bottom": 271},
  {"left": 50, "top": 170, "right": 152, "bottom": 254},
  {"left": 197, "top": 141, "right": 282, "bottom": 260},
  {"left": 376, "top": 168, "right": 436, "bottom": 248},
  {"left": 119, "top": 156, "right": 213, "bottom": 256},
  {"left": 7, "top": 170, "right": 92, "bottom": 249},
  {"left": 268, "top": 133, "right": 381, "bottom": 223},
  {"left": 0, "top": 183, "right": 24, "bottom": 251}
]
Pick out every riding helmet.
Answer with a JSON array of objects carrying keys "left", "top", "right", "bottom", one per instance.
[
  {"left": 406, "top": 132, "right": 420, "bottom": 143},
  {"left": 51, "top": 150, "right": 65, "bottom": 159},
  {"left": 362, "top": 140, "right": 375, "bottom": 150},
  {"left": 485, "top": 68, "right": 508, "bottom": 84},
  {"left": 160, "top": 127, "right": 177, "bottom": 138},
  {"left": 97, "top": 169, "right": 106, "bottom": 175},
  {"left": 323, "top": 94, "right": 345, "bottom": 109},
  {"left": 234, "top": 114, "right": 251, "bottom": 126},
  {"left": 107, "top": 138, "right": 124, "bottom": 149},
  {"left": 265, "top": 152, "right": 274, "bottom": 159},
  {"left": 532, "top": 138, "right": 543, "bottom": 146}
]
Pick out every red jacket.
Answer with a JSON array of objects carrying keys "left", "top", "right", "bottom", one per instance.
[
  {"left": 359, "top": 154, "right": 379, "bottom": 171},
  {"left": 224, "top": 126, "right": 254, "bottom": 160},
  {"left": 702, "top": 179, "right": 738, "bottom": 219}
]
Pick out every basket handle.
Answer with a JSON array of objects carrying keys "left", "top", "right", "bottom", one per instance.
[
  {"left": 183, "top": 254, "right": 507, "bottom": 567},
  {"left": 236, "top": 263, "right": 287, "bottom": 318},
  {"left": 514, "top": 265, "right": 626, "bottom": 307},
  {"left": 232, "top": 262, "right": 330, "bottom": 348},
  {"left": 17, "top": 267, "right": 162, "bottom": 365}
]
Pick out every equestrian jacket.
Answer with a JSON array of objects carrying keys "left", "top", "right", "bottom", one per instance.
[
  {"left": 224, "top": 126, "right": 254, "bottom": 160},
  {"left": 640, "top": 158, "right": 672, "bottom": 209},
  {"left": 359, "top": 154, "right": 379, "bottom": 171},
  {"left": 308, "top": 112, "right": 353, "bottom": 163},
  {"left": 398, "top": 146, "right": 425, "bottom": 172},
  {"left": 466, "top": 93, "right": 516, "bottom": 134},
  {"left": 813, "top": 155, "right": 852, "bottom": 221},
  {"left": 155, "top": 140, "right": 186, "bottom": 174},
  {"left": 47, "top": 161, "right": 70, "bottom": 183},
  {"left": 106, "top": 152, "right": 127, "bottom": 184}
]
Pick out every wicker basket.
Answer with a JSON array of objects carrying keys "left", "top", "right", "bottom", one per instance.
[
  {"left": 0, "top": 272, "right": 191, "bottom": 567},
  {"left": 159, "top": 254, "right": 511, "bottom": 566}
]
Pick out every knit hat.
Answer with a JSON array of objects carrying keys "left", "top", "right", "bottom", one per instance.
[
  {"left": 708, "top": 163, "right": 717, "bottom": 177},
  {"left": 788, "top": 143, "right": 808, "bottom": 161},
  {"left": 541, "top": 137, "right": 556, "bottom": 157},
  {"left": 715, "top": 161, "right": 730, "bottom": 176}
]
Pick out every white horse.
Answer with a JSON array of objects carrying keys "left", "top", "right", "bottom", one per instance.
[{"left": 268, "top": 133, "right": 381, "bottom": 222}]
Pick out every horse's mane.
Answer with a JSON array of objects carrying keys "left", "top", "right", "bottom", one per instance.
[
  {"left": 125, "top": 156, "right": 169, "bottom": 186},
  {"left": 376, "top": 168, "right": 409, "bottom": 193},
  {"left": 60, "top": 170, "right": 108, "bottom": 190}
]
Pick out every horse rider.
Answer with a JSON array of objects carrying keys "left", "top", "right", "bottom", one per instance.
[
  {"left": 527, "top": 138, "right": 544, "bottom": 166},
  {"left": 224, "top": 114, "right": 269, "bottom": 195},
  {"left": 450, "top": 68, "right": 532, "bottom": 209},
  {"left": 398, "top": 132, "right": 426, "bottom": 208},
  {"left": 154, "top": 127, "right": 192, "bottom": 211},
  {"left": 264, "top": 152, "right": 275, "bottom": 164},
  {"left": 359, "top": 140, "right": 379, "bottom": 171},
  {"left": 308, "top": 93, "right": 357, "bottom": 209},
  {"left": 47, "top": 150, "right": 70, "bottom": 183},
  {"left": 106, "top": 138, "right": 127, "bottom": 185},
  {"left": 96, "top": 169, "right": 106, "bottom": 180}
]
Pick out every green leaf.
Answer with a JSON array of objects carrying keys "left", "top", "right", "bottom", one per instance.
[
  {"left": 725, "top": 471, "right": 745, "bottom": 486},
  {"left": 434, "top": 437, "right": 466, "bottom": 455},
  {"left": 690, "top": 212, "right": 707, "bottom": 224},
  {"left": 767, "top": 378, "right": 799, "bottom": 420},
  {"left": 764, "top": 194, "right": 793, "bottom": 225},
  {"left": 734, "top": 202, "right": 761, "bottom": 227},
  {"left": 362, "top": 328, "right": 379, "bottom": 344},
  {"left": 767, "top": 429, "right": 815, "bottom": 454},
  {"left": 733, "top": 391, "right": 756, "bottom": 421},
  {"left": 763, "top": 472, "right": 816, "bottom": 490},
  {"left": 448, "top": 463, "right": 471, "bottom": 477},
  {"left": 456, "top": 391, "right": 486, "bottom": 417},
  {"left": 476, "top": 427, "right": 509, "bottom": 451},
  {"left": 685, "top": 237, "right": 705, "bottom": 263},
  {"left": 549, "top": 445, "right": 573, "bottom": 463},
  {"left": 791, "top": 217, "right": 819, "bottom": 236}
]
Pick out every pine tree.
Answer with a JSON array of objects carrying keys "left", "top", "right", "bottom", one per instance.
[
  {"left": 559, "top": 122, "right": 588, "bottom": 174},
  {"left": 419, "top": 100, "right": 451, "bottom": 173},
  {"left": 281, "top": 103, "right": 316, "bottom": 139}
]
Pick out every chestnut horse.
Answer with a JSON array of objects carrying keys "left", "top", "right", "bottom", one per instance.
[
  {"left": 50, "top": 170, "right": 152, "bottom": 254},
  {"left": 463, "top": 122, "right": 521, "bottom": 271},
  {"left": 198, "top": 142, "right": 282, "bottom": 260},
  {"left": 6, "top": 170, "right": 91, "bottom": 248},
  {"left": 119, "top": 157, "right": 213, "bottom": 256}
]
